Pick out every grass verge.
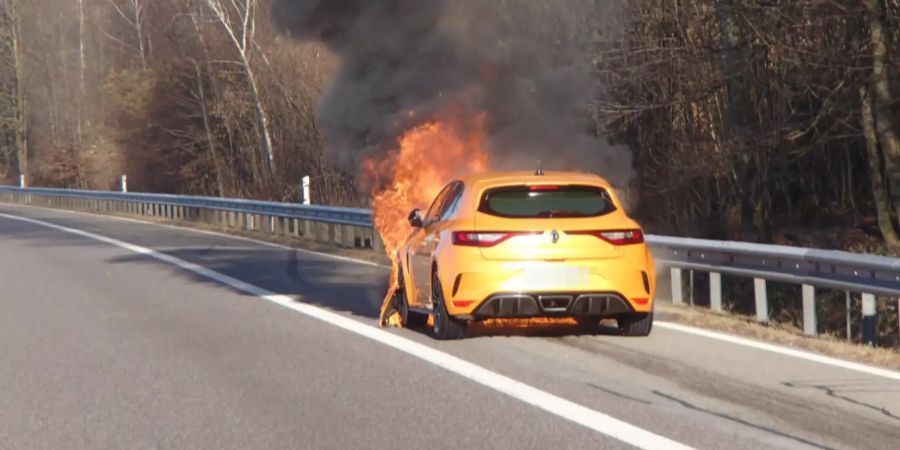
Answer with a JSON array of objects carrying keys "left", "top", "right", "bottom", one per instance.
[{"left": 657, "top": 303, "right": 900, "bottom": 371}]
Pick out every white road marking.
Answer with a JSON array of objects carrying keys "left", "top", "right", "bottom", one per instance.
[
  {"left": 0, "top": 212, "right": 693, "bottom": 450},
  {"left": 656, "top": 321, "right": 900, "bottom": 382}
]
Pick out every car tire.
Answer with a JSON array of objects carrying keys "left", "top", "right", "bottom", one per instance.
[
  {"left": 618, "top": 312, "right": 653, "bottom": 336},
  {"left": 398, "top": 269, "right": 429, "bottom": 328},
  {"left": 431, "top": 272, "right": 467, "bottom": 340}
]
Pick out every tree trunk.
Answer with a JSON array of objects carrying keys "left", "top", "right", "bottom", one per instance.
[
  {"left": 861, "top": 87, "right": 900, "bottom": 248},
  {"left": 75, "top": 0, "right": 87, "bottom": 187},
  {"left": 717, "top": 0, "right": 755, "bottom": 240},
  {"left": 864, "top": 0, "right": 900, "bottom": 212},
  {"left": 8, "top": 0, "right": 26, "bottom": 180},
  {"left": 191, "top": 59, "right": 226, "bottom": 197},
  {"left": 244, "top": 64, "right": 277, "bottom": 179}
]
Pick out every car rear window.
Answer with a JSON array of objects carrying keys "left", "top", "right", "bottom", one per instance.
[{"left": 478, "top": 185, "right": 616, "bottom": 218}]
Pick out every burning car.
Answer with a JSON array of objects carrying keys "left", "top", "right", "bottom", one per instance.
[{"left": 386, "top": 169, "right": 656, "bottom": 339}]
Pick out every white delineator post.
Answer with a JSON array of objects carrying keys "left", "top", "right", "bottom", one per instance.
[
  {"left": 19, "top": 174, "right": 25, "bottom": 188},
  {"left": 862, "top": 293, "right": 877, "bottom": 346},
  {"left": 302, "top": 176, "right": 311, "bottom": 205},
  {"left": 121, "top": 175, "right": 128, "bottom": 193}
]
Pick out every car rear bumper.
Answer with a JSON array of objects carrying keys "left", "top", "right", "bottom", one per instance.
[
  {"left": 434, "top": 241, "right": 656, "bottom": 317},
  {"left": 471, "top": 292, "right": 634, "bottom": 319}
]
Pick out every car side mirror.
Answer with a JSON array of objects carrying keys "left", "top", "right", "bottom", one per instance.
[{"left": 408, "top": 208, "right": 423, "bottom": 228}]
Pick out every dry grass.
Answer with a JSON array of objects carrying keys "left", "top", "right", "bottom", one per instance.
[{"left": 658, "top": 303, "right": 900, "bottom": 371}]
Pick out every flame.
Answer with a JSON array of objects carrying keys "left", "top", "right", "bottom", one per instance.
[
  {"left": 365, "top": 118, "right": 490, "bottom": 257},
  {"left": 365, "top": 115, "right": 490, "bottom": 326},
  {"left": 365, "top": 115, "right": 591, "bottom": 332}
]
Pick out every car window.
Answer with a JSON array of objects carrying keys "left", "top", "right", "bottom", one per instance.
[
  {"left": 424, "top": 183, "right": 454, "bottom": 224},
  {"left": 439, "top": 182, "right": 464, "bottom": 221},
  {"left": 478, "top": 185, "right": 617, "bottom": 218}
]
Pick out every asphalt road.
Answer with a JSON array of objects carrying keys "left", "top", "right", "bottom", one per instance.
[{"left": 1, "top": 203, "right": 899, "bottom": 450}]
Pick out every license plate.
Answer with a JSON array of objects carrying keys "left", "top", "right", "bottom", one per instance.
[{"left": 521, "top": 266, "right": 590, "bottom": 287}]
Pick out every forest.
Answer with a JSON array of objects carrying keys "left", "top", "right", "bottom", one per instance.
[{"left": 0, "top": 0, "right": 899, "bottom": 252}]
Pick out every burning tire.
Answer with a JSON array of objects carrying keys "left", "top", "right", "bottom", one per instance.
[{"left": 432, "top": 272, "right": 467, "bottom": 340}]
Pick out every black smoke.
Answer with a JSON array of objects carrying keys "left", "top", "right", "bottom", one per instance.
[{"left": 272, "top": 0, "right": 632, "bottom": 186}]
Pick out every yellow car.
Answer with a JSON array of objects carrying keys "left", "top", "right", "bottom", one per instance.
[{"left": 394, "top": 170, "right": 656, "bottom": 339}]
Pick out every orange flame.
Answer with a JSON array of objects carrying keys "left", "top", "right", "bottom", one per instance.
[
  {"left": 365, "top": 115, "right": 585, "bottom": 332},
  {"left": 364, "top": 117, "right": 490, "bottom": 257},
  {"left": 365, "top": 115, "right": 490, "bottom": 326}
]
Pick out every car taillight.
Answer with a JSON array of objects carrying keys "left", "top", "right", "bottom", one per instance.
[
  {"left": 528, "top": 185, "right": 560, "bottom": 191},
  {"left": 568, "top": 229, "right": 645, "bottom": 245},
  {"left": 451, "top": 231, "right": 538, "bottom": 247}
]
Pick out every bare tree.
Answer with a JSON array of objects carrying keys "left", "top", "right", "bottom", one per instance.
[
  {"left": 863, "top": 0, "right": 900, "bottom": 218},
  {"left": 202, "top": 0, "right": 276, "bottom": 179},
  {"left": 861, "top": 87, "right": 900, "bottom": 248},
  {"left": 104, "top": 0, "right": 149, "bottom": 68},
  {"left": 6, "top": 0, "right": 25, "bottom": 181}
]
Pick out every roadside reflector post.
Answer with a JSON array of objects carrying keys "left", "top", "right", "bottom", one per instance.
[
  {"left": 670, "top": 267, "right": 684, "bottom": 305},
  {"left": 802, "top": 284, "right": 817, "bottom": 336},
  {"left": 754, "top": 278, "right": 768, "bottom": 324},
  {"left": 862, "top": 293, "right": 877, "bottom": 346},
  {"left": 302, "top": 176, "right": 311, "bottom": 205},
  {"left": 18, "top": 174, "right": 25, "bottom": 188},
  {"left": 121, "top": 175, "right": 128, "bottom": 193},
  {"left": 709, "top": 272, "right": 722, "bottom": 312}
]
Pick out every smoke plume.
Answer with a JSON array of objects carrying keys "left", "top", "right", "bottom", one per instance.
[{"left": 272, "top": 0, "right": 632, "bottom": 186}]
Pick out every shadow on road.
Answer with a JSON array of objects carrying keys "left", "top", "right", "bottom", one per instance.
[{"left": 109, "top": 246, "right": 389, "bottom": 320}]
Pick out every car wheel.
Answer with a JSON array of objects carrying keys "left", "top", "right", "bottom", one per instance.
[
  {"left": 431, "top": 272, "right": 467, "bottom": 340},
  {"left": 618, "top": 312, "right": 653, "bottom": 337},
  {"left": 398, "top": 269, "right": 428, "bottom": 328}
]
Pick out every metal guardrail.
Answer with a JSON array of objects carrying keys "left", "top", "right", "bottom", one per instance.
[
  {"left": 1, "top": 185, "right": 898, "bottom": 345},
  {"left": 649, "top": 236, "right": 900, "bottom": 344},
  {"left": 0, "top": 186, "right": 381, "bottom": 251}
]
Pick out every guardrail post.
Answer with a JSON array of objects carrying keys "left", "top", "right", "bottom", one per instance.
[
  {"left": 333, "top": 223, "right": 342, "bottom": 246},
  {"left": 373, "top": 230, "right": 382, "bottom": 252},
  {"left": 802, "top": 284, "right": 817, "bottom": 336},
  {"left": 709, "top": 272, "right": 722, "bottom": 312},
  {"left": 754, "top": 278, "right": 768, "bottom": 323},
  {"left": 862, "top": 293, "right": 876, "bottom": 346},
  {"left": 293, "top": 219, "right": 300, "bottom": 237},
  {"left": 846, "top": 291, "right": 852, "bottom": 340},
  {"left": 670, "top": 267, "right": 684, "bottom": 305},
  {"left": 343, "top": 225, "right": 355, "bottom": 248}
]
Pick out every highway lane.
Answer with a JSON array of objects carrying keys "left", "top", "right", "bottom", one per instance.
[{"left": 1, "top": 203, "right": 899, "bottom": 449}]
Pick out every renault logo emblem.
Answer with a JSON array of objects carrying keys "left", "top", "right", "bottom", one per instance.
[{"left": 551, "top": 230, "right": 560, "bottom": 244}]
